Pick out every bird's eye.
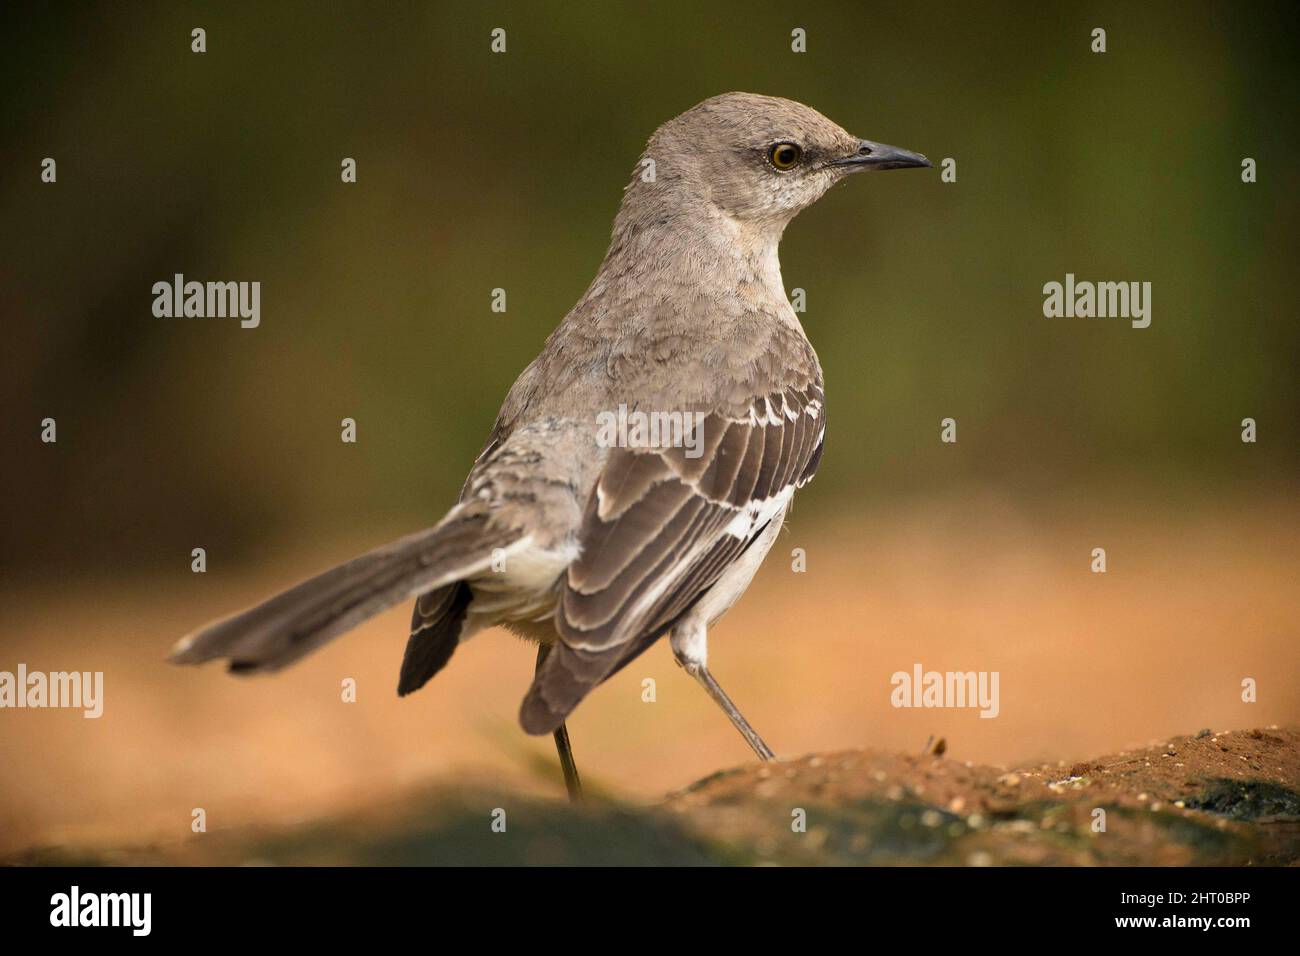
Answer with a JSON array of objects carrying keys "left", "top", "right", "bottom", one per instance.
[{"left": 768, "top": 143, "right": 802, "bottom": 171}]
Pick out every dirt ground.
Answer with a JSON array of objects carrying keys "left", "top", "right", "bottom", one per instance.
[
  {"left": 1, "top": 493, "right": 1297, "bottom": 862},
  {"left": 11, "top": 726, "right": 1298, "bottom": 866},
  {"left": 658, "top": 725, "right": 1300, "bottom": 866}
]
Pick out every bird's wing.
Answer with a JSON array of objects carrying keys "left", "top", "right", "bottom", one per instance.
[{"left": 520, "top": 381, "right": 825, "bottom": 733}]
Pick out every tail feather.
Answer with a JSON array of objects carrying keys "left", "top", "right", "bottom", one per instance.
[
  {"left": 169, "top": 510, "right": 518, "bottom": 674},
  {"left": 397, "top": 582, "right": 472, "bottom": 695}
]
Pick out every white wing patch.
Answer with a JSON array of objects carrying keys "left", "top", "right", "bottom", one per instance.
[{"left": 724, "top": 483, "right": 796, "bottom": 539}]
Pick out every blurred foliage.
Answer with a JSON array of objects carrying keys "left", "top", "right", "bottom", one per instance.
[{"left": 1, "top": 0, "right": 1296, "bottom": 577}]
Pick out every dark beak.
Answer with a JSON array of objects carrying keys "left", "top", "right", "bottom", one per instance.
[{"left": 830, "top": 139, "right": 932, "bottom": 172}]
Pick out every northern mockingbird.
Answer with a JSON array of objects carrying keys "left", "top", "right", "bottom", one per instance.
[{"left": 170, "top": 92, "right": 929, "bottom": 800}]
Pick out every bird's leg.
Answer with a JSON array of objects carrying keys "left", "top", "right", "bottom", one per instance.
[
  {"left": 535, "top": 644, "right": 583, "bottom": 802},
  {"left": 551, "top": 720, "right": 583, "bottom": 803},
  {"left": 690, "top": 666, "right": 777, "bottom": 761},
  {"left": 670, "top": 623, "right": 775, "bottom": 762}
]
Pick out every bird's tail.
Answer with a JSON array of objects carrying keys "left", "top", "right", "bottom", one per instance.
[{"left": 168, "top": 508, "right": 520, "bottom": 675}]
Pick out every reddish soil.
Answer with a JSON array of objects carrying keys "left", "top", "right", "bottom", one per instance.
[
  {"left": 661, "top": 726, "right": 1300, "bottom": 865},
  {"left": 11, "top": 726, "right": 1297, "bottom": 866}
]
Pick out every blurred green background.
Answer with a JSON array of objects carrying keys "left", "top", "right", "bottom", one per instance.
[{"left": 2, "top": 0, "right": 1296, "bottom": 579}]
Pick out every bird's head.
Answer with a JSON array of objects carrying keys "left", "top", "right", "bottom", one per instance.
[{"left": 634, "top": 92, "right": 930, "bottom": 231}]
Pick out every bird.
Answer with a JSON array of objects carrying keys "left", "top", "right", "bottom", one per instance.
[{"left": 169, "top": 92, "right": 930, "bottom": 801}]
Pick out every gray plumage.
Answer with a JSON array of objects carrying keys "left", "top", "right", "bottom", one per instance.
[{"left": 170, "top": 92, "right": 929, "bottom": 760}]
